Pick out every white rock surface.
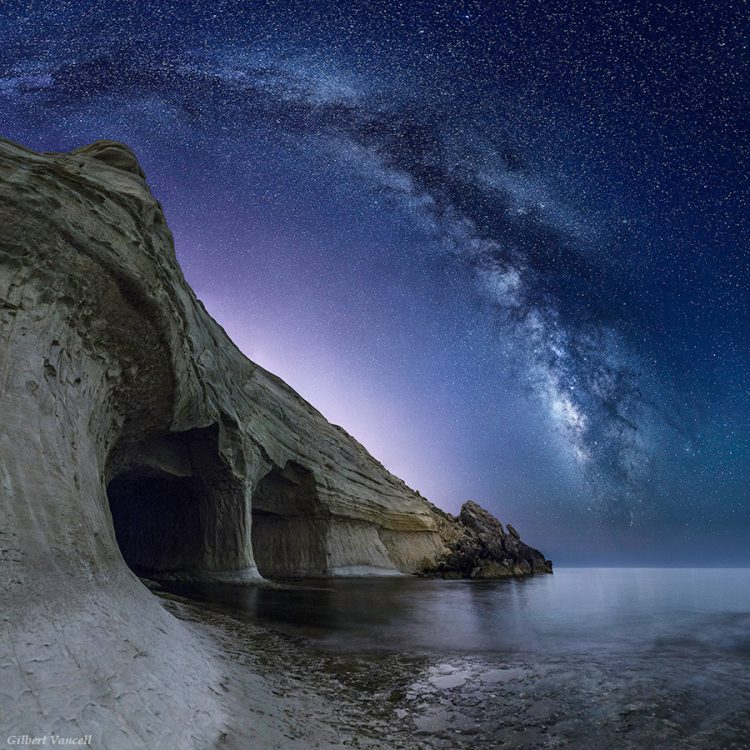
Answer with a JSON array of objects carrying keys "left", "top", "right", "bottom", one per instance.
[{"left": 0, "top": 138, "right": 550, "bottom": 745}]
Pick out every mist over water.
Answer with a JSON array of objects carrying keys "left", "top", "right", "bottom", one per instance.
[
  {"left": 166, "top": 569, "right": 750, "bottom": 746},
  {"left": 169, "top": 568, "right": 750, "bottom": 657}
]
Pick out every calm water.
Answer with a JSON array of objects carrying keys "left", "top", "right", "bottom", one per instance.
[
  {"left": 167, "top": 567, "right": 750, "bottom": 658},
  {"left": 166, "top": 568, "right": 750, "bottom": 747}
]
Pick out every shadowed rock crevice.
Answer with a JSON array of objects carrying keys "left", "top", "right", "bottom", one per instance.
[
  {"left": 105, "top": 425, "right": 254, "bottom": 580},
  {"left": 251, "top": 461, "right": 328, "bottom": 578},
  {"left": 108, "top": 467, "right": 203, "bottom": 575}
]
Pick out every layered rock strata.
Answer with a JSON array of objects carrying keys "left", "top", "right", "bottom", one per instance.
[{"left": 0, "top": 137, "right": 550, "bottom": 744}]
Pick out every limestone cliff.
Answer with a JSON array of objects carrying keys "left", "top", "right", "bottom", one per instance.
[{"left": 0, "top": 137, "right": 550, "bottom": 744}]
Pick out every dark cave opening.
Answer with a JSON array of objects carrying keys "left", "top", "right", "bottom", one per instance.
[
  {"left": 251, "top": 462, "right": 328, "bottom": 578},
  {"left": 107, "top": 466, "right": 204, "bottom": 576}
]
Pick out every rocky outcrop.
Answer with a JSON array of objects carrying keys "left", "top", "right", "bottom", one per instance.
[
  {"left": 429, "top": 501, "right": 552, "bottom": 578},
  {"left": 0, "top": 137, "right": 550, "bottom": 745}
]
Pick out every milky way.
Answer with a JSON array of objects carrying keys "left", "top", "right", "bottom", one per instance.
[{"left": 1, "top": 1, "right": 747, "bottom": 562}]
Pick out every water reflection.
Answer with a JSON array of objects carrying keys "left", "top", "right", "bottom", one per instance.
[{"left": 164, "top": 568, "right": 750, "bottom": 659}]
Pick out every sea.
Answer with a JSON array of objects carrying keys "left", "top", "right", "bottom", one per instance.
[{"left": 167, "top": 568, "right": 750, "bottom": 748}]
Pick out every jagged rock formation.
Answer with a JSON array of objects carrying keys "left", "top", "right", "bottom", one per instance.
[
  {"left": 431, "top": 501, "right": 552, "bottom": 578},
  {"left": 0, "top": 138, "right": 550, "bottom": 745}
]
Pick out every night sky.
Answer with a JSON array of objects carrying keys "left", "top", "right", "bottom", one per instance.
[{"left": 2, "top": 0, "right": 747, "bottom": 564}]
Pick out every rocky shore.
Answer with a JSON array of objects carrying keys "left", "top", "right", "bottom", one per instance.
[{"left": 156, "top": 584, "right": 750, "bottom": 750}]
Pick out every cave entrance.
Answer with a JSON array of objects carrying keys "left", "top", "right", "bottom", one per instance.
[
  {"left": 107, "top": 466, "right": 204, "bottom": 576},
  {"left": 105, "top": 425, "right": 252, "bottom": 579},
  {"left": 251, "top": 462, "right": 328, "bottom": 578}
]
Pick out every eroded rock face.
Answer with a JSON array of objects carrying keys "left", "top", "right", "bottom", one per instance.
[
  {"left": 432, "top": 501, "right": 553, "bottom": 578},
  {"left": 0, "top": 138, "right": 551, "bottom": 744}
]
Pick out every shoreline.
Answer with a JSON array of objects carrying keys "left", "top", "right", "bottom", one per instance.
[
  {"left": 156, "top": 588, "right": 422, "bottom": 749},
  {"left": 154, "top": 582, "right": 750, "bottom": 749}
]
